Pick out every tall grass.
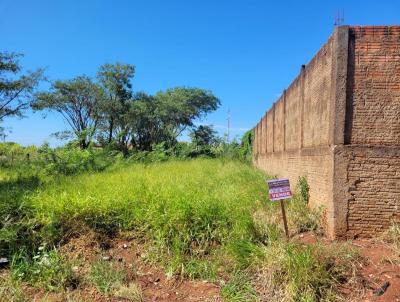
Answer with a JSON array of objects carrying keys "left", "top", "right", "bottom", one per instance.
[
  {"left": 1, "top": 158, "right": 359, "bottom": 300},
  {"left": 27, "top": 159, "right": 270, "bottom": 274}
]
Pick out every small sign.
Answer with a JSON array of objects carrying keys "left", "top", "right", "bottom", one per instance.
[{"left": 267, "top": 178, "right": 292, "bottom": 201}]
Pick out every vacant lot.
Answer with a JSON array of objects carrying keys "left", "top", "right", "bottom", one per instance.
[{"left": 1, "top": 159, "right": 399, "bottom": 301}]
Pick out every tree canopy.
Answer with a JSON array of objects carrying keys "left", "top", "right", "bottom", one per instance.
[
  {"left": 96, "top": 63, "right": 135, "bottom": 144},
  {"left": 33, "top": 76, "right": 105, "bottom": 149},
  {"left": 0, "top": 52, "right": 43, "bottom": 123},
  {"left": 29, "top": 62, "right": 220, "bottom": 151}
]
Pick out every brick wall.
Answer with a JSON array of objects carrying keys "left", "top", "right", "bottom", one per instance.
[
  {"left": 253, "top": 26, "right": 400, "bottom": 238},
  {"left": 253, "top": 29, "right": 336, "bottom": 229},
  {"left": 334, "top": 146, "right": 400, "bottom": 237},
  {"left": 346, "top": 27, "right": 400, "bottom": 146}
]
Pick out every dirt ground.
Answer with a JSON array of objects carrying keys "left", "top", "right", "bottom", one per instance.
[
  {"left": 297, "top": 232, "right": 400, "bottom": 302},
  {"left": 21, "top": 232, "right": 221, "bottom": 302},
  {"left": 6, "top": 232, "right": 400, "bottom": 302}
]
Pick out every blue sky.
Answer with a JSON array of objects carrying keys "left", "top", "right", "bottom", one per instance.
[{"left": 1, "top": 0, "right": 399, "bottom": 146}]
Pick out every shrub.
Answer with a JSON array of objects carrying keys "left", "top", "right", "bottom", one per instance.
[{"left": 297, "top": 176, "right": 310, "bottom": 204}]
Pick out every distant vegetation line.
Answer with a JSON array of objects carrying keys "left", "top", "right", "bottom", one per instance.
[{"left": 0, "top": 51, "right": 253, "bottom": 156}]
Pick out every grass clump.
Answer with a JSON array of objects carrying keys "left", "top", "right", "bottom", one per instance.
[
  {"left": 287, "top": 176, "right": 324, "bottom": 235},
  {"left": 381, "top": 222, "right": 400, "bottom": 262},
  {"left": 10, "top": 246, "right": 78, "bottom": 292},
  {"left": 253, "top": 242, "right": 360, "bottom": 302},
  {"left": 221, "top": 272, "right": 258, "bottom": 302},
  {"left": 287, "top": 197, "right": 324, "bottom": 235},
  {"left": 385, "top": 222, "right": 400, "bottom": 251},
  {"left": 0, "top": 175, "right": 42, "bottom": 258},
  {"left": 89, "top": 260, "right": 128, "bottom": 294},
  {"left": 0, "top": 274, "right": 26, "bottom": 302},
  {"left": 114, "top": 282, "right": 144, "bottom": 302}
]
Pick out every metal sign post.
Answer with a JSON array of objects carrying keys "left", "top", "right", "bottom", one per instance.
[{"left": 267, "top": 178, "right": 292, "bottom": 239}]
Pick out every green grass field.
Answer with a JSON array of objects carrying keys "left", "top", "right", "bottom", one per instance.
[{"left": 0, "top": 159, "right": 360, "bottom": 301}]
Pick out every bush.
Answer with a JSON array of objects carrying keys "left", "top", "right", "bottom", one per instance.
[{"left": 297, "top": 176, "right": 310, "bottom": 204}]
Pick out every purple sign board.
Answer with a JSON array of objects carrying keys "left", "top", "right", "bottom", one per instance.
[{"left": 267, "top": 178, "right": 292, "bottom": 201}]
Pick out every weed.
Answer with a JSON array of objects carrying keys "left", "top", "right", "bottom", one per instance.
[
  {"left": 381, "top": 222, "right": 400, "bottom": 260},
  {"left": 10, "top": 246, "right": 78, "bottom": 291},
  {"left": 297, "top": 176, "right": 310, "bottom": 204},
  {"left": 284, "top": 176, "right": 324, "bottom": 235},
  {"left": 287, "top": 196, "right": 324, "bottom": 235},
  {"left": 228, "top": 239, "right": 264, "bottom": 268},
  {"left": 89, "top": 260, "right": 128, "bottom": 294},
  {"left": 114, "top": 283, "right": 144, "bottom": 302},
  {"left": 168, "top": 257, "right": 217, "bottom": 280},
  {"left": 221, "top": 272, "right": 258, "bottom": 302},
  {"left": 253, "top": 241, "right": 360, "bottom": 302},
  {"left": 0, "top": 175, "right": 41, "bottom": 258},
  {"left": 0, "top": 274, "right": 26, "bottom": 302}
]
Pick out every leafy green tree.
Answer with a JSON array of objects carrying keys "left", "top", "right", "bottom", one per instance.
[
  {"left": 129, "top": 88, "right": 220, "bottom": 151},
  {"left": 33, "top": 76, "right": 104, "bottom": 149},
  {"left": 0, "top": 52, "right": 43, "bottom": 122},
  {"left": 153, "top": 87, "right": 220, "bottom": 146},
  {"left": 239, "top": 129, "right": 254, "bottom": 160},
  {"left": 190, "top": 125, "right": 219, "bottom": 150},
  {"left": 128, "top": 92, "right": 159, "bottom": 151},
  {"left": 97, "top": 63, "right": 135, "bottom": 144}
]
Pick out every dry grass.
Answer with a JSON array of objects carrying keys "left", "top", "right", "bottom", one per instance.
[
  {"left": 251, "top": 242, "right": 363, "bottom": 302},
  {"left": 114, "top": 282, "right": 144, "bottom": 302}
]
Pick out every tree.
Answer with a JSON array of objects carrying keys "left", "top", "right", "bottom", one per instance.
[
  {"left": 128, "top": 88, "right": 220, "bottom": 151},
  {"left": 153, "top": 87, "right": 220, "bottom": 147},
  {"left": 190, "top": 125, "right": 219, "bottom": 150},
  {"left": 33, "top": 76, "right": 104, "bottom": 149},
  {"left": 0, "top": 52, "right": 43, "bottom": 121},
  {"left": 97, "top": 63, "right": 135, "bottom": 144},
  {"left": 127, "top": 92, "right": 159, "bottom": 151}
]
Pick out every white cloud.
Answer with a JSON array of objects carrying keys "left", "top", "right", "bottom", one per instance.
[{"left": 195, "top": 122, "right": 249, "bottom": 132}]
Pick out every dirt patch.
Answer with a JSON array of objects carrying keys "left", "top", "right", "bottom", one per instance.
[
  {"left": 352, "top": 240, "right": 400, "bottom": 302},
  {"left": 295, "top": 233, "right": 400, "bottom": 302},
  {"left": 23, "top": 233, "right": 221, "bottom": 302}
]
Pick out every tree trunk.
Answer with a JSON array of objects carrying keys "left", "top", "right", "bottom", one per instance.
[
  {"left": 80, "top": 139, "right": 88, "bottom": 149},
  {"left": 108, "top": 118, "right": 114, "bottom": 144}
]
